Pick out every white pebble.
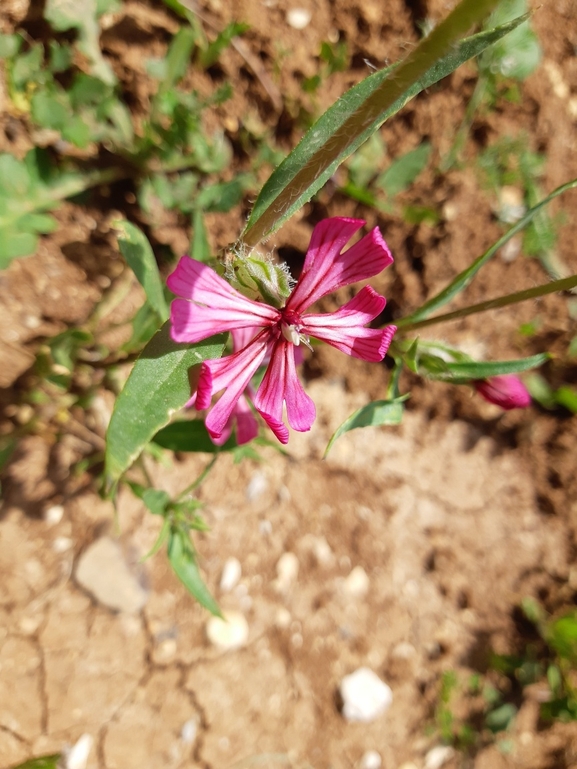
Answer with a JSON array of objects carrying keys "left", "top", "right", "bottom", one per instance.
[
  {"left": 311, "top": 536, "right": 333, "bottom": 566},
  {"left": 359, "top": 750, "right": 382, "bottom": 769},
  {"left": 53, "top": 536, "right": 73, "bottom": 553},
  {"left": 275, "top": 552, "right": 299, "bottom": 592},
  {"left": 206, "top": 611, "right": 249, "bottom": 651},
  {"left": 64, "top": 734, "right": 93, "bottom": 769},
  {"left": 246, "top": 471, "right": 268, "bottom": 501},
  {"left": 181, "top": 718, "right": 197, "bottom": 744},
  {"left": 343, "top": 566, "right": 370, "bottom": 598},
  {"left": 44, "top": 504, "right": 64, "bottom": 525},
  {"left": 286, "top": 8, "right": 312, "bottom": 29},
  {"left": 340, "top": 668, "right": 393, "bottom": 723},
  {"left": 219, "top": 557, "right": 242, "bottom": 592},
  {"left": 424, "top": 745, "right": 455, "bottom": 769}
]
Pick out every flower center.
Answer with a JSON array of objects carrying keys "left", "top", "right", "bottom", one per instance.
[{"left": 279, "top": 309, "right": 312, "bottom": 349}]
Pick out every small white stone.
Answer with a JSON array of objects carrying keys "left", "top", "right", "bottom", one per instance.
[
  {"left": 311, "top": 536, "right": 333, "bottom": 566},
  {"left": 206, "top": 611, "right": 249, "bottom": 651},
  {"left": 340, "top": 668, "right": 393, "bottom": 723},
  {"left": 275, "top": 608, "right": 292, "bottom": 628},
  {"left": 181, "top": 719, "right": 197, "bottom": 744},
  {"left": 359, "top": 750, "right": 382, "bottom": 769},
  {"left": 275, "top": 552, "right": 299, "bottom": 592},
  {"left": 219, "top": 557, "right": 242, "bottom": 592},
  {"left": 53, "top": 536, "right": 73, "bottom": 553},
  {"left": 343, "top": 566, "right": 370, "bottom": 598},
  {"left": 286, "top": 8, "right": 312, "bottom": 29},
  {"left": 44, "top": 504, "right": 64, "bottom": 525},
  {"left": 64, "top": 734, "right": 93, "bottom": 769},
  {"left": 246, "top": 471, "right": 268, "bottom": 501},
  {"left": 424, "top": 745, "right": 455, "bottom": 769}
]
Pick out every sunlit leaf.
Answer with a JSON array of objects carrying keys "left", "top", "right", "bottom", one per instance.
[
  {"left": 114, "top": 220, "right": 169, "bottom": 322},
  {"left": 324, "top": 397, "right": 408, "bottom": 457},
  {"left": 105, "top": 323, "right": 226, "bottom": 488},
  {"left": 168, "top": 528, "right": 221, "bottom": 615}
]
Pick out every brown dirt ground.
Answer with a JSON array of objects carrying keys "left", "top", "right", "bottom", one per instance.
[{"left": 1, "top": 0, "right": 577, "bottom": 768}]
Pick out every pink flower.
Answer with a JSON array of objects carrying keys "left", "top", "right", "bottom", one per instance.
[
  {"left": 208, "top": 328, "right": 260, "bottom": 446},
  {"left": 474, "top": 375, "right": 531, "bottom": 410},
  {"left": 168, "top": 217, "right": 396, "bottom": 444}
]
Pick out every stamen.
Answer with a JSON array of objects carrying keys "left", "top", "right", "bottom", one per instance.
[{"left": 281, "top": 323, "right": 301, "bottom": 345}]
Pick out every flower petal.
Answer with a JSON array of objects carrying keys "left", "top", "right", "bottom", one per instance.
[
  {"left": 287, "top": 218, "right": 394, "bottom": 312},
  {"left": 196, "top": 334, "right": 268, "bottom": 440},
  {"left": 254, "top": 340, "right": 315, "bottom": 443},
  {"left": 302, "top": 287, "right": 396, "bottom": 361},
  {"left": 233, "top": 393, "right": 260, "bottom": 445},
  {"left": 168, "top": 257, "right": 279, "bottom": 343}
]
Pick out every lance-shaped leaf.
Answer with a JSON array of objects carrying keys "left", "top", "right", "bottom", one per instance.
[
  {"left": 324, "top": 397, "right": 408, "bottom": 457},
  {"left": 242, "top": 2, "right": 521, "bottom": 247},
  {"left": 168, "top": 527, "right": 221, "bottom": 616},
  {"left": 427, "top": 352, "right": 550, "bottom": 383},
  {"left": 105, "top": 323, "right": 226, "bottom": 488},
  {"left": 115, "top": 220, "right": 169, "bottom": 321}
]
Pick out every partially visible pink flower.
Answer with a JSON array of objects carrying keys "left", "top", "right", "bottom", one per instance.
[
  {"left": 474, "top": 375, "right": 531, "bottom": 410},
  {"left": 168, "top": 217, "right": 396, "bottom": 444}
]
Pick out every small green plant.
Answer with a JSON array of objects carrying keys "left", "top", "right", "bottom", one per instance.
[
  {"left": 341, "top": 132, "right": 435, "bottom": 222},
  {"left": 0, "top": 5, "right": 252, "bottom": 267},
  {"left": 477, "top": 135, "right": 566, "bottom": 279},
  {"left": 441, "top": 0, "right": 541, "bottom": 173}
]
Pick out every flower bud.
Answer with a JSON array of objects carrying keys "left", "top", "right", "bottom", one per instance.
[
  {"left": 474, "top": 375, "right": 531, "bottom": 410},
  {"left": 227, "top": 253, "right": 294, "bottom": 308}
]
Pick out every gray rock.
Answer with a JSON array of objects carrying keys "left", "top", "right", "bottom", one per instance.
[{"left": 75, "top": 537, "right": 148, "bottom": 613}]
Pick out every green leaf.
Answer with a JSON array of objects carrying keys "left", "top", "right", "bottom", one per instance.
[
  {"left": 105, "top": 323, "right": 226, "bottom": 487},
  {"left": 122, "top": 301, "right": 164, "bottom": 353},
  {"left": 154, "top": 420, "right": 238, "bottom": 453},
  {"left": 242, "top": 4, "right": 520, "bottom": 246},
  {"left": 199, "top": 22, "right": 249, "bottom": 68},
  {"left": 0, "top": 33, "right": 23, "bottom": 59},
  {"left": 0, "top": 148, "right": 104, "bottom": 267},
  {"left": 162, "top": 27, "right": 196, "bottom": 89},
  {"left": 114, "top": 220, "right": 169, "bottom": 322},
  {"left": 0, "top": 231, "right": 38, "bottom": 266},
  {"left": 196, "top": 176, "right": 250, "bottom": 213},
  {"left": 30, "top": 90, "right": 71, "bottom": 129},
  {"left": 431, "top": 352, "right": 549, "bottom": 382},
  {"left": 324, "top": 397, "right": 408, "bottom": 457},
  {"left": 376, "top": 142, "right": 431, "bottom": 197},
  {"left": 547, "top": 612, "right": 577, "bottom": 663},
  {"left": 9, "top": 757, "right": 60, "bottom": 769},
  {"left": 191, "top": 209, "right": 211, "bottom": 262},
  {"left": 486, "top": 703, "right": 517, "bottom": 732},
  {"left": 44, "top": 0, "right": 117, "bottom": 84},
  {"left": 142, "top": 488, "right": 172, "bottom": 516},
  {"left": 167, "top": 528, "right": 221, "bottom": 615},
  {"left": 482, "top": 0, "right": 541, "bottom": 80},
  {"left": 555, "top": 385, "right": 577, "bottom": 414}
]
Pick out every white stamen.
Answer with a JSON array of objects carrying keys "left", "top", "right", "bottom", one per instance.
[{"left": 282, "top": 323, "right": 301, "bottom": 345}]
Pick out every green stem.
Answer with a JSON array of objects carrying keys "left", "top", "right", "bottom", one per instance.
[
  {"left": 176, "top": 454, "right": 219, "bottom": 502},
  {"left": 397, "top": 274, "right": 577, "bottom": 333},
  {"left": 401, "top": 177, "right": 577, "bottom": 325}
]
